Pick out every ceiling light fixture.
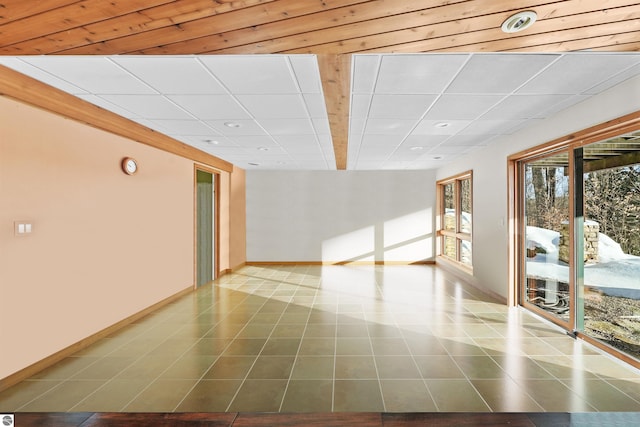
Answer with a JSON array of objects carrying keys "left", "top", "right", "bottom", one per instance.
[
  {"left": 224, "top": 122, "right": 241, "bottom": 128},
  {"left": 434, "top": 122, "right": 451, "bottom": 128},
  {"left": 501, "top": 11, "right": 537, "bottom": 33},
  {"left": 410, "top": 146, "right": 424, "bottom": 151},
  {"left": 203, "top": 139, "right": 219, "bottom": 145},
  {"left": 433, "top": 156, "right": 443, "bottom": 160},
  {"left": 257, "top": 147, "right": 269, "bottom": 151},
  {"left": 248, "top": 162, "right": 260, "bottom": 166}
]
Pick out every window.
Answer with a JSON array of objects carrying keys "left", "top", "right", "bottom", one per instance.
[{"left": 437, "top": 171, "right": 473, "bottom": 269}]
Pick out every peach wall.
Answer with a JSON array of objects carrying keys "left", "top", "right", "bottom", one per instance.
[
  {"left": 229, "top": 166, "right": 246, "bottom": 270},
  {"left": 0, "top": 95, "right": 215, "bottom": 379}
]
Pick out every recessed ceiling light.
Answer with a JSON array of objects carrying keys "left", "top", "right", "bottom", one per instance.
[
  {"left": 248, "top": 162, "right": 260, "bottom": 166},
  {"left": 224, "top": 122, "right": 241, "bottom": 128},
  {"left": 203, "top": 139, "right": 219, "bottom": 145},
  {"left": 501, "top": 11, "right": 537, "bottom": 33},
  {"left": 410, "top": 146, "right": 424, "bottom": 151},
  {"left": 257, "top": 147, "right": 269, "bottom": 151},
  {"left": 434, "top": 122, "right": 450, "bottom": 128},
  {"left": 433, "top": 156, "right": 443, "bottom": 160}
]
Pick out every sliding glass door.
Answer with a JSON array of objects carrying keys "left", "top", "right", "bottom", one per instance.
[
  {"left": 515, "top": 126, "right": 640, "bottom": 366},
  {"left": 521, "top": 151, "right": 572, "bottom": 326}
]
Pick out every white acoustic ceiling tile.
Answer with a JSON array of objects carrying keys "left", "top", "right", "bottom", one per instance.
[
  {"left": 147, "top": 119, "right": 215, "bottom": 135},
  {"left": 205, "top": 119, "right": 266, "bottom": 135},
  {"left": 412, "top": 120, "right": 471, "bottom": 135},
  {"left": 534, "top": 95, "right": 589, "bottom": 119},
  {"left": 482, "top": 94, "right": 571, "bottom": 120},
  {"left": 114, "top": 57, "right": 226, "bottom": 94},
  {"left": 290, "top": 55, "right": 322, "bottom": 93},
  {"left": 75, "top": 94, "right": 139, "bottom": 118},
  {"left": 349, "top": 118, "right": 367, "bottom": 135},
  {"left": 375, "top": 54, "right": 468, "bottom": 94},
  {"left": 585, "top": 63, "right": 640, "bottom": 94},
  {"left": 316, "top": 133, "right": 334, "bottom": 148},
  {"left": 303, "top": 93, "right": 328, "bottom": 118},
  {"left": 22, "top": 56, "right": 156, "bottom": 94},
  {"left": 369, "top": 94, "right": 436, "bottom": 119},
  {"left": 274, "top": 134, "right": 317, "bottom": 145},
  {"left": 424, "top": 145, "right": 469, "bottom": 155},
  {"left": 444, "top": 134, "right": 490, "bottom": 146},
  {"left": 360, "top": 134, "right": 406, "bottom": 147},
  {"left": 259, "top": 118, "right": 315, "bottom": 135},
  {"left": 179, "top": 135, "right": 235, "bottom": 147},
  {"left": 352, "top": 55, "right": 380, "bottom": 94},
  {"left": 518, "top": 53, "right": 640, "bottom": 95},
  {"left": 425, "top": 95, "right": 503, "bottom": 120},
  {"left": 459, "top": 120, "right": 524, "bottom": 135},
  {"left": 167, "top": 94, "right": 251, "bottom": 120},
  {"left": 99, "top": 95, "right": 193, "bottom": 119},
  {"left": 312, "top": 118, "right": 332, "bottom": 135},
  {"left": 446, "top": 54, "right": 559, "bottom": 94},
  {"left": 0, "top": 57, "right": 88, "bottom": 94},
  {"left": 201, "top": 55, "right": 298, "bottom": 94},
  {"left": 401, "top": 134, "right": 450, "bottom": 148},
  {"left": 364, "top": 119, "right": 416, "bottom": 135},
  {"left": 230, "top": 135, "right": 279, "bottom": 148},
  {"left": 237, "top": 94, "right": 308, "bottom": 118},
  {"left": 350, "top": 94, "right": 373, "bottom": 120}
]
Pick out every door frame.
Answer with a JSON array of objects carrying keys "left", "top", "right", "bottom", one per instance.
[{"left": 194, "top": 164, "right": 221, "bottom": 288}]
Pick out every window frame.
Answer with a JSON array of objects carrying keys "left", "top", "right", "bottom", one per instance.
[{"left": 437, "top": 170, "right": 473, "bottom": 272}]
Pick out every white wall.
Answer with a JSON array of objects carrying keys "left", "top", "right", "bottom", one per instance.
[
  {"left": 436, "top": 74, "right": 640, "bottom": 299},
  {"left": 247, "top": 170, "right": 436, "bottom": 263}
]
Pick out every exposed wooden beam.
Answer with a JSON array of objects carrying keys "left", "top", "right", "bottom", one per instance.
[
  {"left": 0, "top": 65, "right": 233, "bottom": 172},
  {"left": 318, "top": 54, "right": 351, "bottom": 170},
  {"left": 584, "top": 151, "right": 640, "bottom": 172}
]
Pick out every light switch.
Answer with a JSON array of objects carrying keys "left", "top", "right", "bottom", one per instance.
[{"left": 14, "top": 221, "right": 33, "bottom": 236}]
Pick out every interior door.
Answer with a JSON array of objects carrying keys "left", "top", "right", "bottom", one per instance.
[{"left": 196, "top": 169, "right": 215, "bottom": 286}]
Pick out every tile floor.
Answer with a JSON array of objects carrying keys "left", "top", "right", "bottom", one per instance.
[{"left": 1, "top": 265, "right": 640, "bottom": 413}]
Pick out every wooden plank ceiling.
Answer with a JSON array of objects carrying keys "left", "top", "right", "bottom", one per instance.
[{"left": 1, "top": 0, "right": 639, "bottom": 169}]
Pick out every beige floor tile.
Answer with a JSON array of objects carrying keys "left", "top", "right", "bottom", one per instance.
[
  {"left": 174, "top": 379, "right": 242, "bottom": 412},
  {"left": 335, "top": 356, "right": 377, "bottom": 379},
  {"left": 380, "top": 379, "right": 437, "bottom": 412},
  {"left": 413, "top": 355, "right": 466, "bottom": 379},
  {"left": 471, "top": 378, "right": 544, "bottom": 411},
  {"left": 375, "top": 356, "right": 421, "bottom": 379},
  {"left": 246, "top": 356, "right": 295, "bottom": 379},
  {"left": 333, "top": 380, "right": 385, "bottom": 412},
  {"left": 70, "top": 379, "right": 150, "bottom": 412},
  {"left": 0, "top": 380, "right": 61, "bottom": 411},
  {"left": 202, "top": 356, "right": 256, "bottom": 379},
  {"left": 19, "top": 380, "right": 106, "bottom": 412},
  {"left": 425, "top": 379, "right": 491, "bottom": 412},
  {"left": 291, "top": 356, "right": 335, "bottom": 380},
  {"left": 227, "top": 379, "right": 288, "bottom": 412},
  {"left": 280, "top": 380, "right": 333, "bottom": 412},
  {"left": 122, "top": 379, "right": 196, "bottom": 412}
]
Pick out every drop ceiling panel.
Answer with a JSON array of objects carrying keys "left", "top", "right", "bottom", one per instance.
[
  {"left": 482, "top": 95, "right": 573, "bottom": 120},
  {"left": 98, "top": 94, "right": 194, "bottom": 119},
  {"left": 425, "top": 95, "right": 504, "bottom": 120},
  {"left": 365, "top": 119, "right": 417, "bottom": 135},
  {"left": 374, "top": 54, "right": 468, "bottom": 94},
  {"left": 200, "top": 55, "right": 299, "bottom": 94},
  {"left": 445, "top": 54, "right": 559, "bottom": 94},
  {"left": 167, "top": 94, "right": 251, "bottom": 120},
  {"left": 290, "top": 55, "right": 323, "bottom": 93},
  {"left": 147, "top": 119, "right": 217, "bottom": 135},
  {"left": 22, "top": 57, "right": 156, "bottom": 94},
  {"left": 517, "top": 54, "right": 640, "bottom": 95},
  {"left": 113, "top": 57, "right": 226, "bottom": 94},
  {"left": 368, "top": 94, "right": 437, "bottom": 119},
  {"left": 204, "top": 119, "right": 267, "bottom": 136},
  {"left": 258, "top": 119, "right": 315, "bottom": 135},
  {"left": 236, "top": 94, "right": 308, "bottom": 119}
]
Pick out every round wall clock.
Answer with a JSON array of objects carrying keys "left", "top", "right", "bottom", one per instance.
[{"left": 121, "top": 157, "right": 138, "bottom": 175}]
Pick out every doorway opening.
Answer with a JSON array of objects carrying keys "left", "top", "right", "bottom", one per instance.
[{"left": 196, "top": 168, "right": 219, "bottom": 287}]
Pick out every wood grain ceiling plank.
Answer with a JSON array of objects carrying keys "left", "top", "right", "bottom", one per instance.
[
  {"left": 0, "top": 0, "right": 79, "bottom": 25},
  {"left": 285, "top": 2, "right": 640, "bottom": 54},
  {"left": 0, "top": 65, "right": 233, "bottom": 172},
  {"left": 0, "top": 0, "right": 274, "bottom": 54},
  {"left": 427, "top": 17, "right": 640, "bottom": 53},
  {"left": 138, "top": 0, "right": 469, "bottom": 54},
  {"left": 506, "top": 32, "right": 640, "bottom": 52},
  {"left": 54, "top": 0, "right": 370, "bottom": 55},
  {"left": 0, "top": 0, "right": 174, "bottom": 48},
  {"left": 318, "top": 54, "right": 350, "bottom": 170}
]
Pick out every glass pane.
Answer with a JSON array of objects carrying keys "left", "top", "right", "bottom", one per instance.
[
  {"left": 461, "top": 239, "right": 472, "bottom": 266},
  {"left": 460, "top": 178, "right": 472, "bottom": 234},
  {"left": 444, "top": 235, "right": 456, "bottom": 259},
  {"left": 444, "top": 182, "right": 455, "bottom": 231},
  {"left": 523, "top": 152, "right": 570, "bottom": 321},
  {"left": 581, "top": 133, "right": 640, "bottom": 360}
]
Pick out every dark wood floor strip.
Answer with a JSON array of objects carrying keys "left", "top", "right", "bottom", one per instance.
[{"left": 10, "top": 412, "right": 640, "bottom": 427}]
